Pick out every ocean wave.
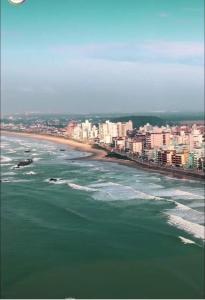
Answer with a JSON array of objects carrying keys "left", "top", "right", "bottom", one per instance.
[
  {"left": 1, "top": 178, "right": 31, "bottom": 183},
  {"left": 70, "top": 161, "right": 96, "bottom": 168},
  {"left": 149, "top": 183, "right": 164, "bottom": 189},
  {"left": 189, "top": 202, "right": 205, "bottom": 209},
  {"left": 2, "top": 171, "right": 16, "bottom": 176},
  {"left": 89, "top": 181, "right": 120, "bottom": 188},
  {"left": 167, "top": 214, "right": 205, "bottom": 240},
  {"left": 164, "top": 176, "right": 198, "bottom": 183},
  {"left": 0, "top": 156, "right": 12, "bottom": 163},
  {"left": 91, "top": 167, "right": 110, "bottom": 172},
  {"left": 33, "top": 157, "right": 42, "bottom": 161},
  {"left": 68, "top": 183, "right": 97, "bottom": 192},
  {"left": 0, "top": 142, "right": 10, "bottom": 149},
  {"left": 179, "top": 236, "right": 196, "bottom": 245},
  {"left": 155, "top": 189, "right": 204, "bottom": 200},
  {"left": 170, "top": 201, "right": 205, "bottom": 225},
  {"left": 174, "top": 201, "right": 192, "bottom": 211},
  {"left": 7, "top": 149, "right": 17, "bottom": 154},
  {"left": 175, "top": 190, "right": 204, "bottom": 199},
  {"left": 146, "top": 176, "right": 161, "bottom": 181},
  {"left": 24, "top": 171, "right": 37, "bottom": 175},
  {"left": 90, "top": 182, "right": 163, "bottom": 201}
]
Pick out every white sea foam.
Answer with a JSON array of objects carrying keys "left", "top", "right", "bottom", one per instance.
[
  {"left": 7, "top": 149, "right": 17, "bottom": 154},
  {"left": 1, "top": 178, "right": 31, "bottom": 183},
  {"left": 164, "top": 176, "right": 197, "bottom": 183},
  {"left": 47, "top": 151, "right": 57, "bottom": 155},
  {"left": 147, "top": 176, "right": 161, "bottom": 181},
  {"left": 167, "top": 214, "right": 205, "bottom": 240},
  {"left": 0, "top": 142, "right": 10, "bottom": 149},
  {"left": 175, "top": 190, "right": 204, "bottom": 199},
  {"left": 169, "top": 201, "right": 205, "bottom": 225},
  {"left": 149, "top": 183, "right": 164, "bottom": 189},
  {"left": 2, "top": 171, "right": 16, "bottom": 176},
  {"left": 33, "top": 157, "right": 42, "bottom": 161},
  {"left": 189, "top": 202, "right": 205, "bottom": 209},
  {"left": 179, "top": 236, "right": 196, "bottom": 245},
  {"left": 0, "top": 156, "right": 12, "bottom": 163},
  {"left": 89, "top": 181, "right": 119, "bottom": 188},
  {"left": 70, "top": 161, "right": 96, "bottom": 168},
  {"left": 1, "top": 178, "right": 11, "bottom": 183},
  {"left": 25, "top": 171, "right": 37, "bottom": 175},
  {"left": 174, "top": 201, "right": 192, "bottom": 211},
  {"left": 156, "top": 189, "right": 204, "bottom": 200},
  {"left": 90, "top": 182, "right": 162, "bottom": 201},
  {"left": 68, "top": 183, "right": 97, "bottom": 192}
]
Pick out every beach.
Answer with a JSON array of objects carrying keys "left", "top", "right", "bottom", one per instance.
[
  {"left": 1, "top": 130, "right": 134, "bottom": 165},
  {"left": 2, "top": 130, "right": 106, "bottom": 158}
]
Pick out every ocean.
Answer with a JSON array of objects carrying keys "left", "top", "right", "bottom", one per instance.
[{"left": 1, "top": 134, "right": 204, "bottom": 298}]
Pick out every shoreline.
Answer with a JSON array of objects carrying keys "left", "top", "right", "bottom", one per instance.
[
  {"left": 1, "top": 130, "right": 107, "bottom": 160},
  {"left": 1, "top": 130, "right": 204, "bottom": 181}
]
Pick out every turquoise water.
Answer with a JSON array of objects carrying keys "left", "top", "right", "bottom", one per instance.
[{"left": 1, "top": 135, "right": 204, "bottom": 298}]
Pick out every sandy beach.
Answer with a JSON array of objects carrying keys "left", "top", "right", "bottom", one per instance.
[
  {"left": 1, "top": 131, "right": 138, "bottom": 168},
  {"left": 1, "top": 131, "right": 108, "bottom": 160}
]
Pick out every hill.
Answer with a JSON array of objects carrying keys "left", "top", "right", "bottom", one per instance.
[{"left": 110, "top": 115, "right": 166, "bottom": 128}]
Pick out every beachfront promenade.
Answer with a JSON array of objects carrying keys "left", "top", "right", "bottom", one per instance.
[{"left": 97, "top": 143, "right": 205, "bottom": 180}]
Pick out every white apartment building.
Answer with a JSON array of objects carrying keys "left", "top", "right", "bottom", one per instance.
[
  {"left": 117, "top": 121, "right": 133, "bottom": 137},
  {"left": 189, "top": 129, "right": 203, "bottom": 150},
  {"left": 99, "top": 121, "right": 115, "bottom": 144}
]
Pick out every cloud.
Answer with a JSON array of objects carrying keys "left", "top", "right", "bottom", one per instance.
[
  {"left": 53, "top": 41, "right": 204, "bottom": 66},
  {"left": 143, "top": 41, "right": 204, "bottom": 58},
  {"left": 2, "top": 58, "right": 203, "bottom": 114},
  {"left": 2, "top": 38, "right": 203, "bottom": 113}
]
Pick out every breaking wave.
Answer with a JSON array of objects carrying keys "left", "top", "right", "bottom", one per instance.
[
  {"left": 68, "top": 183, "right": 97, "bottom": 192},
  {"left": 179, "top": 236, "right": 196, "bottom": 245},
  {"left": 167, "top": 214, "right": 205, "bottom": 240},
  {"left": 2, "top": 171, "right": 16, "bottom": 176},
  {"left": 166, "top": 200, "right": 205, "bottom": 225},
  {"left": 1, "top": 178, "right": 31, "bottom": 183},
  {"left": 155, "top": 189, "right": 204, "bottom": 200},
  {"left": 25, "top": 171, "right": 37, "bottom": 175},
  {"left": 0, "top": 156, "right": 12, "bottom": 163},
  {"left": 89, "top": 181, "right": 163, "bottom": 201}
]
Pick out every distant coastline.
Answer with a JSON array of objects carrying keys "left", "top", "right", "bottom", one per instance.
[{"left": 1, "top": 130, "right": 204, "bottom": 181}]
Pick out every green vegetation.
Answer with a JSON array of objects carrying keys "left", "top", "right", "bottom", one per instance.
[
  {"left": 110, "top": 115, "right": 166, "bottom": 128},
  {"left": 106, "top": 152, "right": 130, "bottom": 160}
]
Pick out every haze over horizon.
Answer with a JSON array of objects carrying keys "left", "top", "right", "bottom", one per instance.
[{"left": 1, "top": 0, "right": 204, "bottom": 114}]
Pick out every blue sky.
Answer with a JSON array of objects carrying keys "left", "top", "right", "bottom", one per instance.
[{"left": 1, "top": 0, "right": 204, "bottom": 114}]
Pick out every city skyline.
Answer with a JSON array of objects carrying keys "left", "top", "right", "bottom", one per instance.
[{"left": 1, "top": 0, "right": 204, "bottom": 114}]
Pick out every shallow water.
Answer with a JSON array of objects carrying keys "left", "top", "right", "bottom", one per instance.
[{"left": 1, "top": 134, "right": 205, "bottom": 298}]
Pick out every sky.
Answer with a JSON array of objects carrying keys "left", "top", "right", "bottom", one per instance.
[{"left": 1, "top": 0, "right": 204, "bottom": 114}]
